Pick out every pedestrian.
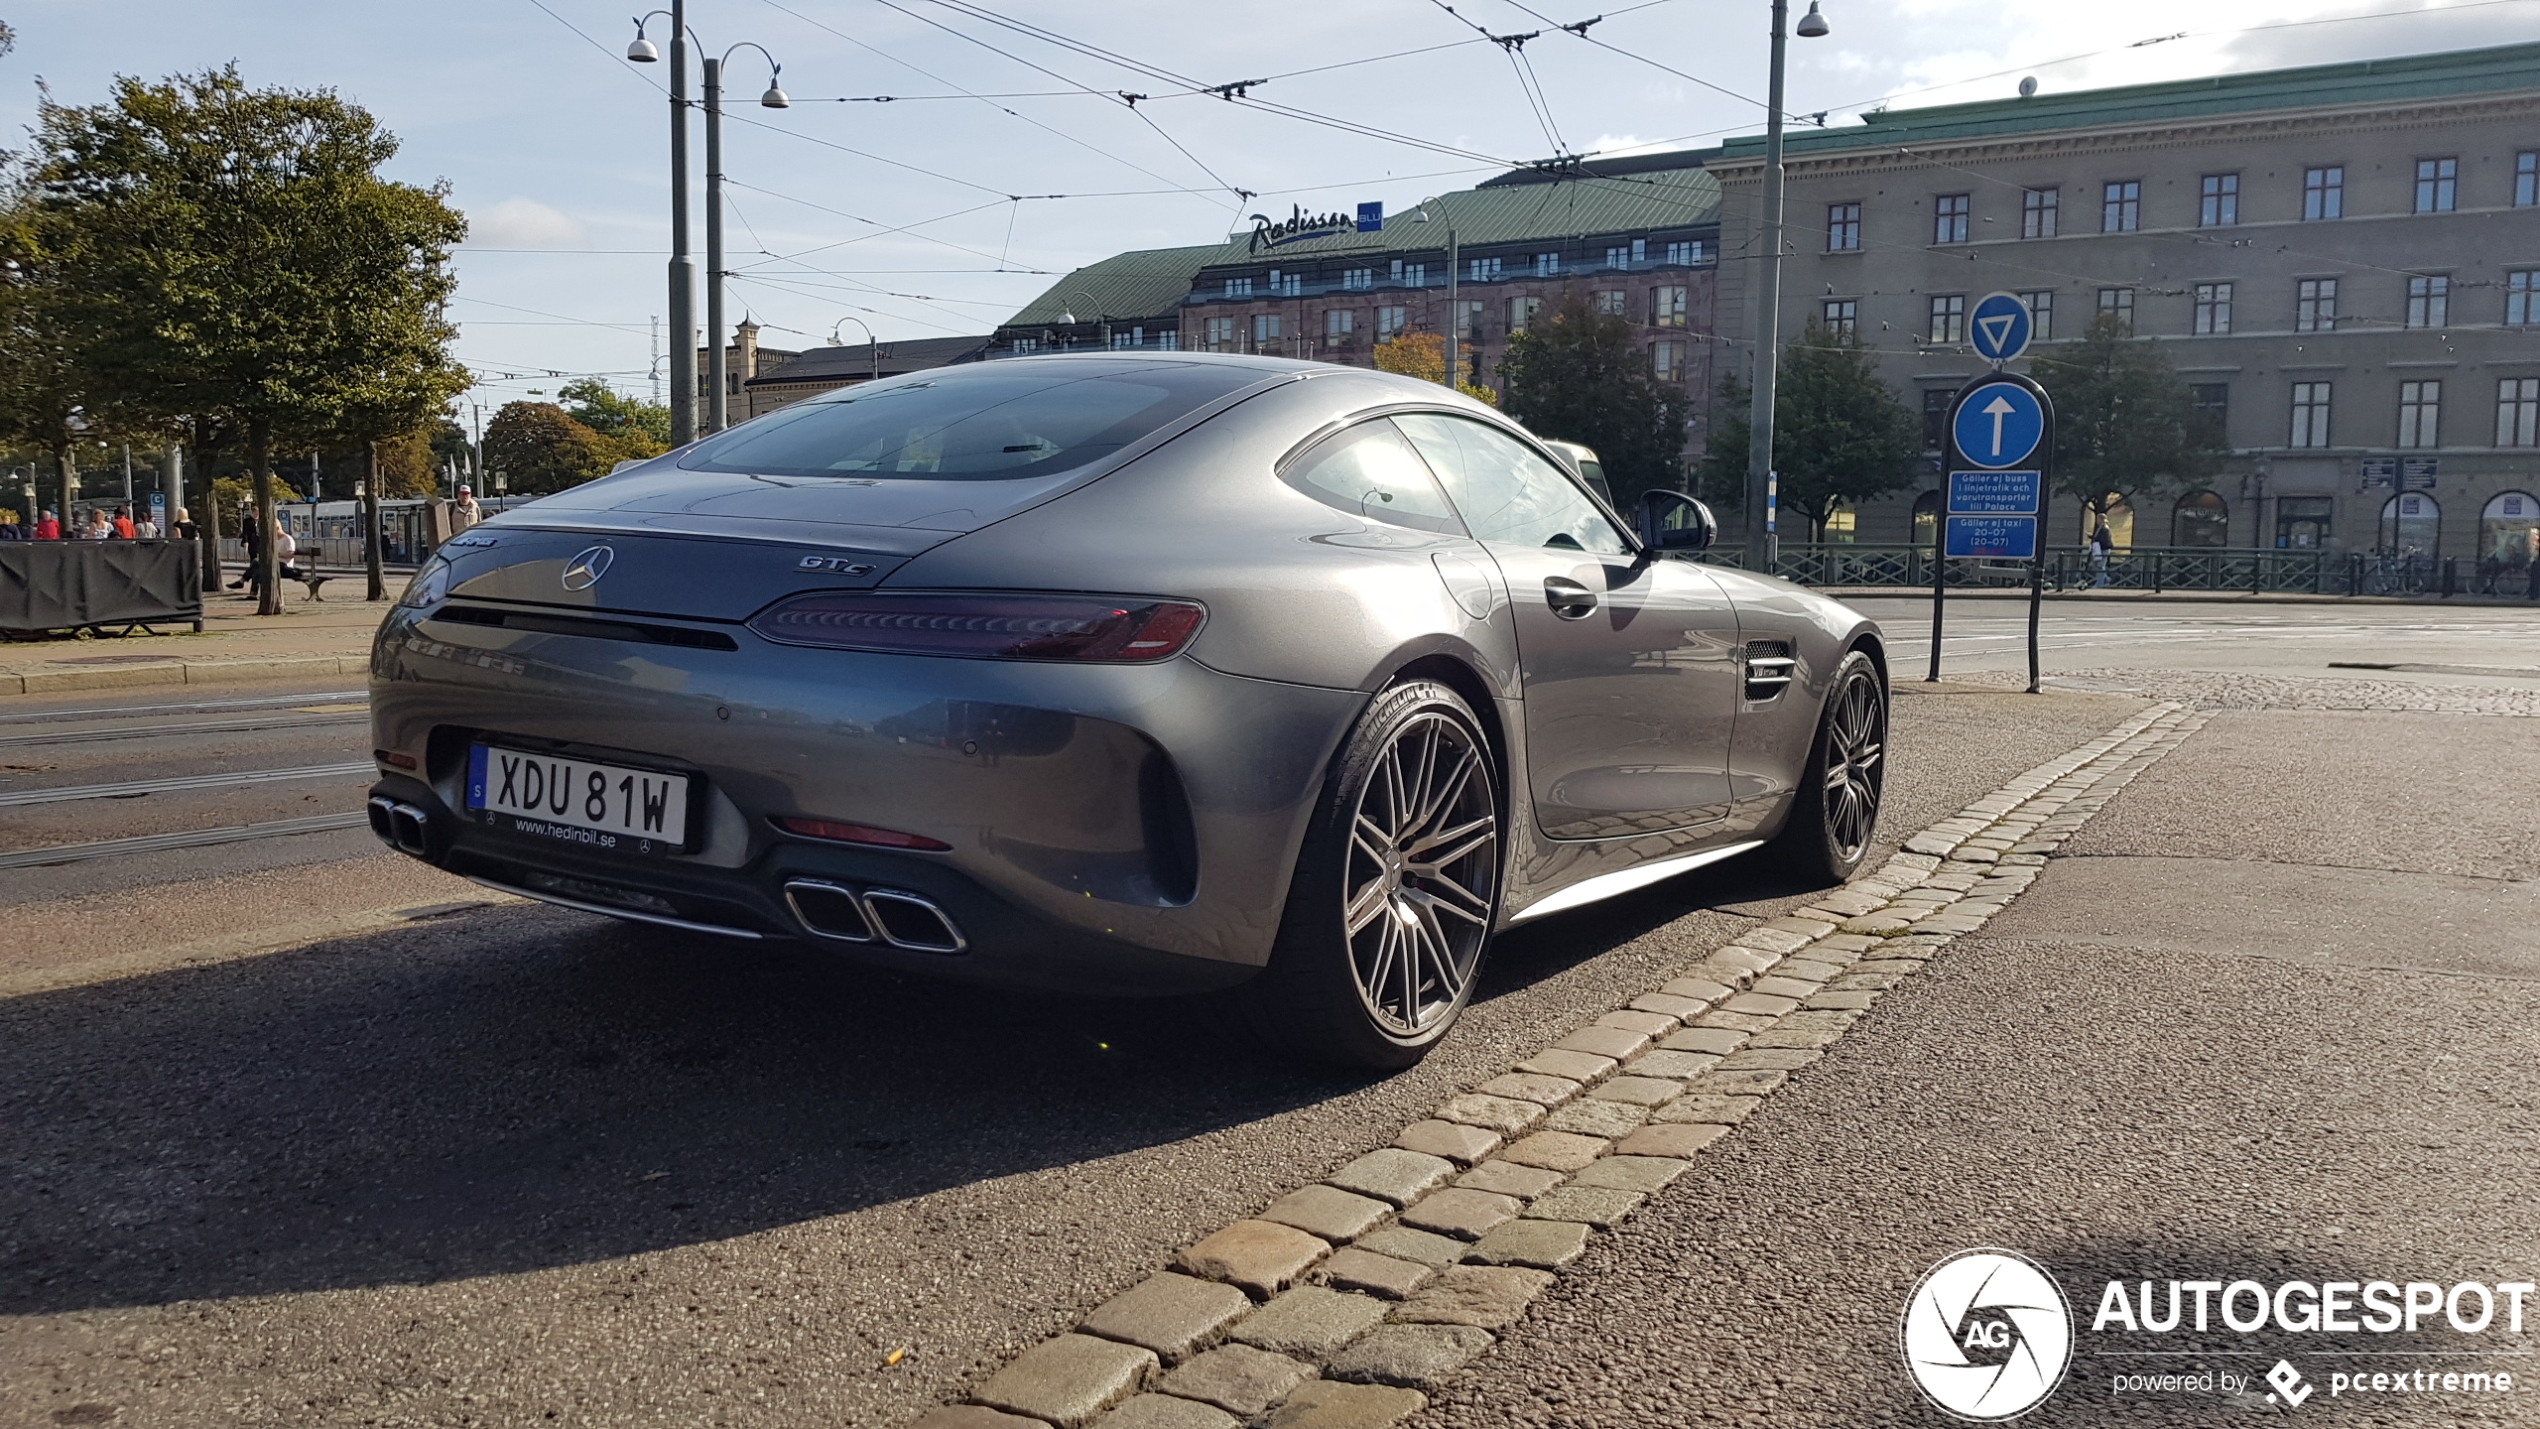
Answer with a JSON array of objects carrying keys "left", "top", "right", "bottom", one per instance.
[
  {"left": 34, "top": 508, "right": 59, "bottom": 540},
  {"left": 451, "top": 484, "right": 483, "bottom": 533},
  {"left": 112, "top": 505, "right": 135, "bottom": 539},
  {"left": 2090, "top": 522, "right": 2114, "bottom": 588},
  {"left": 171, "top": 506, "right": 197, "bottom": 542},
  {"left": 231, "top": 514, "right": 261, "bottom": 590},
  {"left": 0, "top": 512, "right": 20, "bottom": 540},
  {"left": 134, "top": 511, "right": 159, "bottom": 539},
  {"left": 83, "top": 508, "right": 113, "bottom": 540},
  {"left": 274, "top": 519, "right": 302, "bottom": 585}
]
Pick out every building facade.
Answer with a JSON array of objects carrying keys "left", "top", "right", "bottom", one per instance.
[
  {"left": 995, "top": 157, "right": 1728, "bottom": 469},
  {"left": 1715, "top": 41, "right": 2540, "bottom": 570}
]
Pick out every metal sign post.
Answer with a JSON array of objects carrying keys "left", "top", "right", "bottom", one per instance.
[{"left": 1929, "top": 294, "right": 2055, "bottom": 689}]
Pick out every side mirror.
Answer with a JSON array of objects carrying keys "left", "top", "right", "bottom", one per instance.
[{"left": 1639, "top": 489, "right": 1717, "bottom": 552}]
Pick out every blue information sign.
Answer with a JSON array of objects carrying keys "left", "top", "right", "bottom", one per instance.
[
  {"left": 1947, "top": 470, "right": 2041, "bottom": 515},
  {"left": 1945, "top": 514, "right": 2039, "bottom": 560},
  {"left": 1968, "top": 292, "right": 2033, "bottom": 365},
  {"left": 1951, "top": 381, "right": 2047, "bottom": 469},
  {"left": 1357, "top": 201, "right": 1384, "bottom": 232}
]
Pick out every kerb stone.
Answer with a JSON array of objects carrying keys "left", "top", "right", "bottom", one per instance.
[
  {"left": 1434, "top": 1093, "right": 1543, "bottom": 1136},
  {"left": 1095, "top": 1395, "right": 1240, "bottom": 1429},
  {"left": 1259, "top": 1380, "right": 1428, "bottom": 1429},
  {"left": 1464, "top": 1217, "right": 1593, "bottom": 1269},
  {"left": 1495, "top": 1130, "right": 1608, "bottom": 1172},
  {"left": 1521, "top": 1184, "right": 1644, "bottom": 1227},
  {"left": 1391, "top": 1265, "right": 1557, "bottom": 1329},
  {"left": 972, "top": 1333, "right": 1159, "bottom": 1429},
  {"left": 1080, "top": 1272, "right": 1255, "bottom": 1363},
  {"left": 1392, "top": 1120, "right": 1501, "bottom": 1166},
  {"left": 1569, "top": 1155, "right": 1693, "bottom": 1193},
  {"left": 1398, "top": 1187, "right": 1522, "bottom": 1240},
  {"left": 1156, "top": 1344, "right": 1313, "bottom": 1417},
  {"left": 1258, "top": 1184, "right": 1392, "bottom": 1242},
  {"left": 1312, "top": 1248, "right": 1433, "bottom": 1301},
  {"left": 1229, "top": 1286, "right": 1391, "bottom": 1358},
  {"left": 1323, "top": 1323, "right": 1495, "bottom": 1391},
  {"left": 1615, "top": 1123, "right": 1731, "bottom": 1158},
  {"left": 1323, "top": 1148, "right": 1455, "bottom": 1208},
  {"left": 1176, "top": 1220, "right": 1331, "bottom": 1299}
]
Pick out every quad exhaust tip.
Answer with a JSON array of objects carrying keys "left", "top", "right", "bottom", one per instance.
[
  {"left": 367, "top": 796, "right": 432, "bottom": 857},
  {"left": 784, "top": 879, "right": 966, "bottom": 954}
]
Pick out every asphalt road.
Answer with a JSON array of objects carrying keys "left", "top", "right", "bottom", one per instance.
[{"left": 3, "top": 600, "right": 2534, "bottom": 1428}]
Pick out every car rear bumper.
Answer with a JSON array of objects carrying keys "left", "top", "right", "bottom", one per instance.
[{"left": 368, "top": 603, "right": 1364, "bottom": 993}]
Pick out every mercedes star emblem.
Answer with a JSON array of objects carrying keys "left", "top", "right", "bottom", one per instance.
[{"left": 560, "top": 545, "right": 615, "bottom": 591}]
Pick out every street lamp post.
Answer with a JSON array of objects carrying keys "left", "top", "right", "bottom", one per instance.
[
  {"left": 701, "top": 45, "right": 788, "bottom": 434},
  {"left": 1059, "top": 292, "right": 1110, "bottom": 351},
  {"left": 1413, "top": 208, "right": 1460, "bottom": 389},
  {"left": 830, "top": 316, "right": 878, "bottom": 383},
  {"left": 1744, "top": 0, "right": 1830, "bottom": 568},
  {"left": 631, "top": 5, "right": 700, "bottom": 446}
]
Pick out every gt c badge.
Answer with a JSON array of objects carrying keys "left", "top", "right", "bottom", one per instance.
[
  {"left": 797, "top": 555, "right": 878, "bottom": 575},
  {"left": 560, "top": 545, "right": 615, "bottom": 591}
]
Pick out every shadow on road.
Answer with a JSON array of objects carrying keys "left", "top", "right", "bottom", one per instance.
[{"left": 0, "top": 849, "right": 1804, "bottom": 1317}]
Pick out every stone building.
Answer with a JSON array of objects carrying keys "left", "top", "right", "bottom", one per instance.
[{"left": 1714, "top": 40, "right": 2540, "bottom": 569}]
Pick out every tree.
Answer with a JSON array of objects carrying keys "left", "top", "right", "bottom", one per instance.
[
  {"left": 1498, "top": 294, "right": 1693, "bottom": 509},
  {"left": 1699, "top": 328, "right": 1921, "bottom": 543},
  {"left": 0, "top": 188, "right": 103, "bottom": 524},
  {"left": 36, "top": 67, "right": 467, "bottom": 613},
  {"left": 560, "top": 377, "right": 670, "bottom": 452},
  {"left": 1371, "top": 331, "right": 1498, "bottom": 407},
  {"left": 374, "top": 429, "right": 438, "bottom": 497},
  {"left": 1768, "top": 326, "right": 1922, "bottom": 541},
  {"left": 481, "top": 401, "right": 624, "bottom": 494},
  {"left": 2037, "top": 313, "right": 2226, "bottom": 534}
]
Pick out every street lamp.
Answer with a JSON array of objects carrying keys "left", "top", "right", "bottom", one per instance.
[
  {"left": 1745, "top": 0, "right": 1832, "bottom": 567},
  {"left": 703, "top": 42, "right": 788, "bottom": 434},
  {"left": 830, "top": 316, "right": 879, "bottom": 383},
  {"left": 1413, "top": 208, "right": 1461, "bottom": 389},
  {"left": 627, "top": 7, "right": 697, "bottom": 446},
  {"left": 1059, "top": 291, "right": 1110, "bottom": 350}
]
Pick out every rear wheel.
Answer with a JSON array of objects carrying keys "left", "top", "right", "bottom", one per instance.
[
  {"left": 1768, "top": 650, "right": 1887, "bottom": 884},
  {"left": 1254, "top": 679, "right": 1503, "bottom": 1069}
]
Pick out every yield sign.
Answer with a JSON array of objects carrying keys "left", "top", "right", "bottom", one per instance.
[{"left": 1968, "top": 292, "right": 2034, "bottom": 364}]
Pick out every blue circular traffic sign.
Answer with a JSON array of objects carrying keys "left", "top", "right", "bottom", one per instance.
[
  {"left": 1951, "top": 381, "right": 2046, "bottom": 469},
  {"left": 1968, "top": 291, "right": 2033, "bottom": 364}
]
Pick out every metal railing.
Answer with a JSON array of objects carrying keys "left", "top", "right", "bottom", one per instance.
[{"left": 1698, "top": 543, "right": 2539, "bottom": 600}]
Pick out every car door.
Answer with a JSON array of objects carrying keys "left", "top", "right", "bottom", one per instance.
[{"left": 1392, "top": 412, "right": 1742, "bottom": 839}]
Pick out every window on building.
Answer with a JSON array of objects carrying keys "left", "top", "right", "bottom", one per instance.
[
  {"left": 1205, "top": 316, "right": 1236, "bottom": 351},
  {"left": 1387, "top": 258, "right": 1428, "bottom": 287},
  {"left": 1507, "top": 296, "right": 1542, "bottom": 332},
  {"left": 2017, "top": 289, "right": 2055, "bottom": 340},
  {"left": 1010, "top": 336, "right": 1039, "bottom": 355},
  {"left": 2415, "top": 157, "right": 2459, "bottom": 213},
  {"left": 2096, "top": 287, "right": 2134, "bottom": 331},
  {"left": 1928, "top": 293, "right": 1965, "bottom": 343},
  {"left": 1654, "top": 286, "right": 1689, "bottom": 328},
  {"left": 1270, "top": 269, "right": 1303, "bottom": 297},
  {"left": 1326, "top": 308, "right": 1357, "bottom": 340},
  {"left": 2303, "top": 166, "right": 2344, "bottom": 220},
  {"left": 2406, "top": 275, "right": 2450, "bottom": 329},
  {"left": 1664, "top": 240, "right": 1703, "bottom": 265},
  {"left": 1827, "top": 202, "right": 1861, "bottom": 252},
  {"left": 1933, "top": 193, "right": 1971, "bottom": 245},
  {"left": 2520, "top": 152, "right": 2540, "bottom": 208},
  {"left": 2102, "top": 180, "right": 2141, "bottom": 232},
  {"left": 2481, "top": 491, "right": 2540, "bottom": 566},
  {"left": 1651, "top": 341, "right": 1685, "bottom": 382},
  {"left": 1534, "top": 252, "right": 1561, "bottom": 278},
  {"left": 2022, "top": 187, "right": 2059, "bottom": 239},
  {"left": 2192, "top": 282, "right": 2234, "bottom": 335},
  {"left": 2380, "top": 493, "right": 2438, "bottom": 556},
  {"left": 2173, "top": 490, "right": 2230, "bottom": 547},
  {"left": 1912, "top": 490, "right": 1942, "bottom": 546},
  {"left": 1155, "top": 329, "right": 1179, "bottom": 351},
  {"left": 1224, "top": 276, "right": 1253, "bottom": 299},
  {"left": 1252, "top": 313, "right": 1282, "bottom": 347},
  {"left": 1605, "top": 244, "right": 1632, "bottom": 270},
  {"left": 1342, "top": 267, "right": 1374, "bottom": 291},
  {"left": 2499, "top": 378, "right": 2540, "bottom": 447},
  {"left": 2397, "top": 380, "right": 2442, "bottom": 448},
  {"left": 1921, "top": 389, "right": 1953, "bottom": 453},
  {"left": 2198, "top": 173, "right": 2240, "bottom": 227},
  {"left": 2296, "top": 278, "right": 2338, "bottom": 333},
  {"left": 1376, "top": 305, "right": 1407, "bottom": 340},
  {"left": 1592, "top": 290, "right": 1627, "bottom": 317},
  {"left": 1454, "top": 300, "right": 1484, "bottom": 338},
  {"left": 1821, "top": 298, "right": 1858, "bottom": 338},
  {"left": 2190, "top": 384, "right": 2230, "bottom": 446},
  {"left": 1110, "top": 326, "right": 1142, "bottom": 350},
  {"left": 2509, "top": 271, "right": 2539, "bottom": 326},
  {"left": 2290, "top": 381, "right": 2333, "bottom": 448},
  {"left": 1468, "top": 256, "right": 1503, "bottom": 283}
]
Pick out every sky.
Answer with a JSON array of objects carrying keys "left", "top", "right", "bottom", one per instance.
[{"left": 7, "top": 0, "right": 2536, "bottom": 419}]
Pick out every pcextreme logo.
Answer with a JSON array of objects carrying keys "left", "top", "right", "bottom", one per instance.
[{"left": 1901, "top": 1249, "right": 2075, "bottom": 1420}]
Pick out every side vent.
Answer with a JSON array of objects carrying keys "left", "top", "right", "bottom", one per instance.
[{"left": 1745, "top": 641, "right": 1796, "bottom": 700}]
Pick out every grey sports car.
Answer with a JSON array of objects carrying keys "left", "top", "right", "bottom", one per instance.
[{"left": 367, "top": 352, "right": 1886, "bottom": 1067}]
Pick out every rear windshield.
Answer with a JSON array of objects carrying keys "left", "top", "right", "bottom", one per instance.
[{"left": 675, "top": 361, "right": 1264, "bottom": 481}]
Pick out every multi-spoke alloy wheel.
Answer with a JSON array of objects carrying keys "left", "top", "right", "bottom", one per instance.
[
  {"left": 1769, "top": 649, "right": 1888, "bottom": 883},
  {"left": 1257, "top": 680, "right": 1503, "bottom": 1068},
  {"left": 1342, "top": 709, "right": 1499, "bottom": 1037}
]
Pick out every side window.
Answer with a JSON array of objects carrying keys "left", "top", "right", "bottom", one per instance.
[
  {"left": 1392, "top": 413, "right": 1630, "bottom": 557},
  {"left": 1280, "top": 419, "right": 1465, "bottom": 535}
]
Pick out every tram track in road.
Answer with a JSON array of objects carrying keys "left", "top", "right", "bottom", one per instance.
[
  {"left": 0, "top": 710, "right": 368, "bottom": 749},
  {"left": 0, "top": 811, "right": 373, "bottom": 869},
  {"left": 0, "top": 688, "right": 366, "bottom": 725},
  {"left": 0, "top": 760, "right": 376, "bottom": 808}
]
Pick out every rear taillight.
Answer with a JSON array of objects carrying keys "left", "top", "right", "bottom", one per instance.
[
  {"left": 775, "top": 816, "right": 951, "bottom": 851},
  {"left": 747, "top": 591, "right": 1205, "bottom": 662}
]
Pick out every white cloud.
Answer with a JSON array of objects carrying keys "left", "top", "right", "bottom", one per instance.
[{"left": 466, "top": 197, "right": 588, "bottom": 250}]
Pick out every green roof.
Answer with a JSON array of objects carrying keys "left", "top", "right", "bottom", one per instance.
[
  {"left": 1719, "top": 40, "right": 2540, "bottom": 161},
  {"left": 1004, "top": 164, "right": 1721, "bottom": 325}
]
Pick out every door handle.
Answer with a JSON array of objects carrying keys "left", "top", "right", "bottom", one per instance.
[{"left": 1543, "top": 576, "right": 1598, "bottom": 619}]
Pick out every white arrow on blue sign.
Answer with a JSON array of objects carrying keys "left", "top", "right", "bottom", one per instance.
[
  {"left": 1951, "top": 380, "right": 2046, "bottom": 469},
  {"left": 1968, "top": 291, "right": 2033, "bottom": 364}
]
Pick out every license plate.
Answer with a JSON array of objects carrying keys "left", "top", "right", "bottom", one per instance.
[{"left": 467, "top": 744, "right": 692, "bottom": 855}]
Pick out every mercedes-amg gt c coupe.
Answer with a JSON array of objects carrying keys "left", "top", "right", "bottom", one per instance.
[{"left": 368, "top": 352, "right": 1887, "bottom": 1067}]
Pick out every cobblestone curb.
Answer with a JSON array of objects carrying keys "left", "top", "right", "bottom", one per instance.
[
  {"left": 911, "top": 702, "right": 2204, "bottom": 1429},
  {"left": 0, "top": 652, "right": 369, "bottom": 696}
]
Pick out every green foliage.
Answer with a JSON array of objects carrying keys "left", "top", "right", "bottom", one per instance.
[
  {"left": 1497, "top": 294, "right": 1690, "bottom": 508},
  {"left": 1696, "top": 373, "right": 1751, "bottom": 516},
  {"left": 559, "top": 378, "right": 671, "bottom": 452},
  {"left": 33, "top": 67, "right": 467, "bottom": 609},
  {"left": 2037, "top": 313, "right": 2226, "bottom": 519},
  {"left": 1371, "top": 331, "right": 1498, "bottom": 406},
  {"left": 482, "top": 401, "right": 631, "bottom": 494},
  {"left": 1699, "top": 328, "right": 1919, "bottom": 538}
]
